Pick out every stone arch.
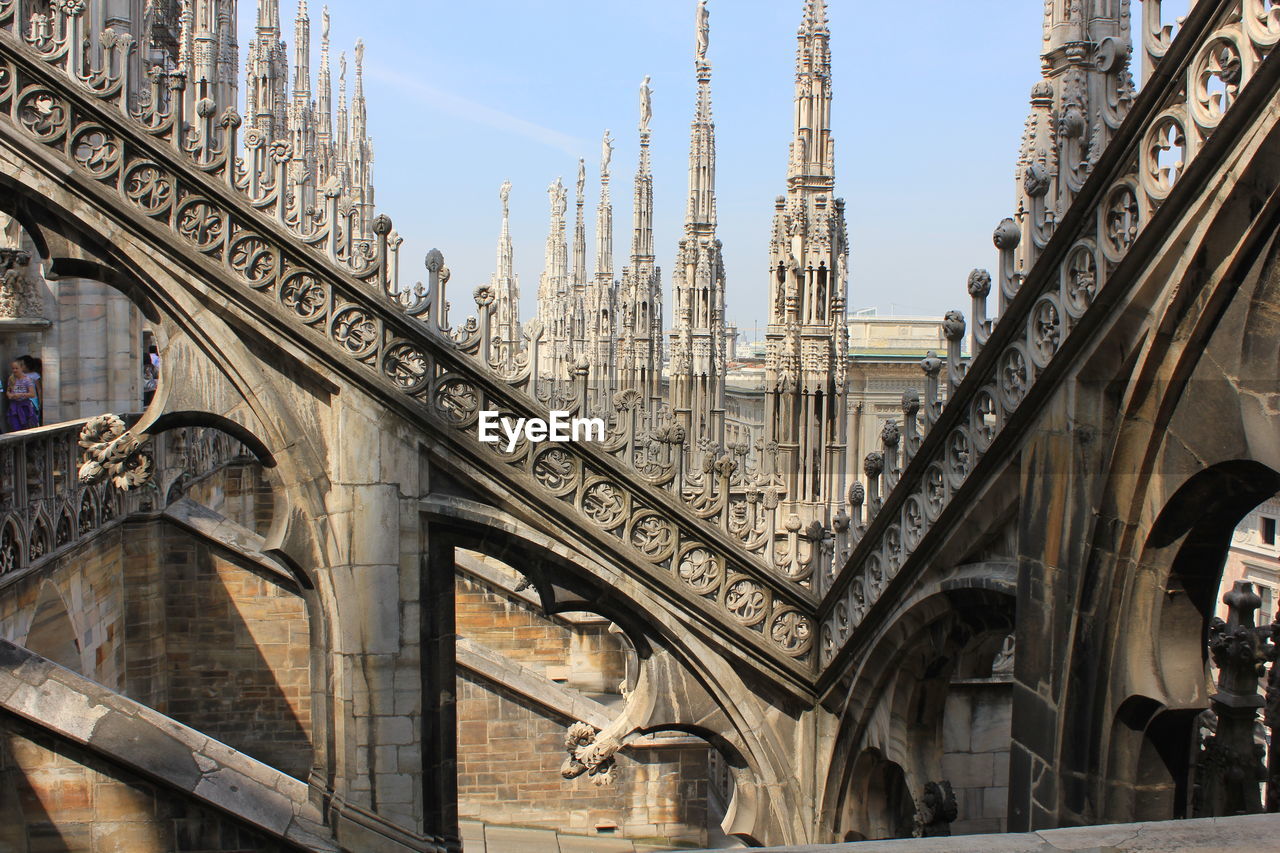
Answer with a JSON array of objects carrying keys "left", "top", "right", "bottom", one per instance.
[
  {"left": 23, "top": 580, "right": 80, "bottom": 672},
  {"left": 0, "top": 514, "right": 23, "bottom": 578},
  {"left": 148, "top": 411, "right": 277, "bottom": 469},
  {"left": 1099, "top": 460, "right": 1280, "bottom": 822},
  {"left": 422, "top": 496, "right": 808, "bottom": 846},
  {"left": 627, "top": 719, "right": 761, "bottom": 846},
  {"left": 0, "top": 166, "right": 338, "bottom": 589},
  {"left": 838, "top": 748, "right": 915, "bottom": 842},
  {"left": 0, "top": 176, "right": 161, "bottom": 323},
  {"left": 822, "top": 568, "right": 1016, "bottom": 841},
  {"left": 1046, "top": 157, "right": 1280, "bottom": 824}
]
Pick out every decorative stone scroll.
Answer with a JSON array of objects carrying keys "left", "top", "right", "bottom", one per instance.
[
  {"left": 77, "top": 414, "right": 153, "bottom": 490},
  {"left": 561, "top": 721, "right": 618, "bottom": 786},
  {"left": 0, "top": 419, "right": 244, "bottom": 581}
]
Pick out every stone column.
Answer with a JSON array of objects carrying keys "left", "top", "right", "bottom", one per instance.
[
  {"left": 421, "top": 526, "right": 459, "bottom": 851},
  {"left": 1197, "top": 581, "right": 1269, "bottom": 816}
]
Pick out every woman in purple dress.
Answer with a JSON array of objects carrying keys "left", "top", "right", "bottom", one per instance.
[{"left": 5, "top": 359, "right": 39, "bottom": 432}]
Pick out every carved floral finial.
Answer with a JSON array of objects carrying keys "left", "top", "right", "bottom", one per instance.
[
  {"left": 78, "top": 415, "right": 153, "bottom": 491},
  {"left": 561, "top": 722, "right": 619, "bottom": 786}
]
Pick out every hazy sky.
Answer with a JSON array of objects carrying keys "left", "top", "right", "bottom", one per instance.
[{"left": 241, "top": 1, "right": 1183, "bottom": 337}]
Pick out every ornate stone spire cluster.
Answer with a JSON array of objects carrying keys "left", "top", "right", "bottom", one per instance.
[
  {"left": 524, "top": 89, "right": 661, "bottom": 418},
  {"left": 501, "top": 0, "right": 858, "bottom": 576},
  {"left": 764, "top": 0, "right": 849, "bottom": 524},
  {"left": 668, "top": 0, "right": 728, "bottom": 446},
  {"left": 132, "top": 2, "right": 239, "bottom": 137},
  {"left": 1003, "top": 1, "right": 1135, "bottom": 302},
  {"left": 244, "top": 1, "right": 378, "bottom": 246}
]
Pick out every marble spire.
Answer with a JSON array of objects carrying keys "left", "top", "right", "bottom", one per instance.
[
  {"left": 491, "top": 181, "right": 521, "bottom": 369},
  {"left": 289, "top": 1, "right": 316, "bottom": 210},
  {"left": 349, "top": 38, "right": 374, "bottom": 235},
  {"left": 765, "top": 0, "right": 848, "bottom": 524},
  {"left": 1010, "top": 1, "right": 1135, "bottom": 276},
  {"left": 537, "top": 178, "right": 571, "bottom": 381},
  {"left": 620, "top": 77, "right": 663, "bottom": 407},
  {"left": 570, "top": 159, "right": 588, "bottom": 360},
  {"left": 316, "top": 6, "right": 333, "bottom": 182},
  {"left": 587, "top": 131, "right": 617, "bottom": 408},
  {"left": 669, "top": 0, "right": 727, "bottom": 447}
]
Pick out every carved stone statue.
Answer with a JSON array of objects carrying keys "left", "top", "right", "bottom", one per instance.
[
  {"left": 0, "top": 248, "right": 40, "bottom": 319},
  {"left": 918, "top": 780, "right": 958, "bottom": 837},
  {"left": 499, "top": 179, "right": 511, "bottom": 217},
  {"left": 696, "top": 0, "right": 709, "bottom": 61},
  {"left": 551, "top": 179, "right": 567, "bottom": 219},
  {"left": 321, "top": 6, "right": 330, "bottom": 40},
  {"left": 639, "top": 76, "right": 652, "bottom": 132},
  {"left": 601, "top": 129, "right": 613, "bottom": 175}
]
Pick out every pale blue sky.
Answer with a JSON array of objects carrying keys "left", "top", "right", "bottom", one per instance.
[{"left": 241, "top": 1, "right": 1185, "bottom": 337}]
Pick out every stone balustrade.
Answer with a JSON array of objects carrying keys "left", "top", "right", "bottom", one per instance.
[{"left": 0, "top": 417, "right": 246, "bottom": 582}]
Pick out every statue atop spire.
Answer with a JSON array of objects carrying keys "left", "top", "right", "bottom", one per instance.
[
  {"left": 695, "top": 0, "right": 710, "bottom": 63},
  {"left": 572, "top": 158, "right": 588, "bottom": 294},
  {"left": 587, "top": 129, "right": 618, "bottom": 414},
  {"left": 639, "top": 76, "right": 652, "bottom": 133}
]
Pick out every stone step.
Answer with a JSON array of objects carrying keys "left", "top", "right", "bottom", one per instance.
[{"left": 680, "top": 813, "right": 1280, "bottom": 853}]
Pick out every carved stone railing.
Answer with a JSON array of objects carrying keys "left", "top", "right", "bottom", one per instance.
[
  {"left": 816, "top": 0, "right": 1280, "bottom": 674},
  {"left": 0, "top": 0, "right": 402, "bottom": 290},
  {"left": 0, "top": 417, "right": 248, "bottom": 583},
  {"left": 0, "top": 17, "right": 816, "bottom": 676}
]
